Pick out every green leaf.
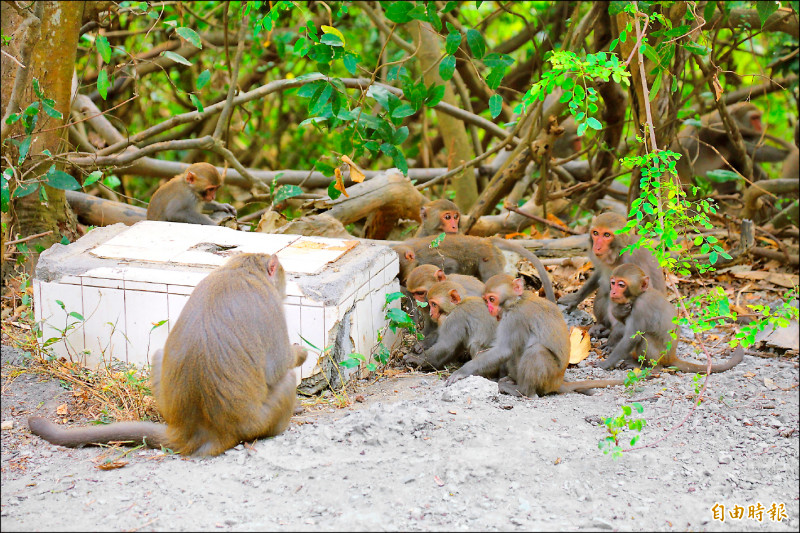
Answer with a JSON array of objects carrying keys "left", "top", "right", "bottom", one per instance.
[
  {"left": 443, "top": 1, "right": 458, "bottom": 12},
  {"left": 386, "top": 307, "right": 414, "bottom": 326},
  {"left": 12, "top": 181, "right": 38, "bottom": 199},
  {"left": 407, "top": 4, "right": 428, "bottom": 21},
  {"left": 96, "top": 35, "right": 111, "bottom": 63},
  {"left": 586, "top": 117, "right": 602, "bottom": 130},
  {"left": 390, "top": 104, "right": 415, "bottom": 119},
  {"left": 489, "top": 94, "right": 502, "bottom": 118},
  {"left": 681, "top": 42, "right": 710, "bottom": 56},
  {"left": 188, "top": 93, "right": 204, "bottom": 112},
  {"left": 83, "top": 171, "right": 103, "bottom": 187},
  {"left": 393, "top": 126, "right": 409, "bottom": 145},
  {"left": 385, "top": 2, "right": 414, "bottom": 23},
  {"left": 385, "top": 292, "right": 405, "bottom": 304},
  {"left": 32, "top": 77, "right": 44, "bottom": 99},
  {"left": 150, "top": 319, "right": 168, "bottom": 331},
  {"left": 339, "top": 358, "right": 362, "bottom": 368},
  {"left": 445, "top": 31, "right": 461, "bottom": 55},
  {"left": 1, "top": 169, "right": 10, "bottom": 213},
  {"left": 42, "top": 100, "right": 62, "bottom": 119},
  {"left": 327, "top": 180, "right": 342, "bottom": 200},
  {"left": 97, "top": 70, "right": 110, "bottom": 100},
  {"left": 439, "top": 55, "right": 456, "bottom": 81},
  {"left": 68, "top": 311, "right": 85, "bottom": 321},
  {"left": 485, "top": 66, "right": 505, "bottom": 90},
  {"left": 24, "top": 101, "right": 39, "bottom": 116},
  {"left": 196, "top": 69, "right": 211, "bottom": 89},
  {"left": 756, "top": 1, "right": 779, "bottom": 28},
  {"left": 343, "top": 53, "right": 358, "bottom": 75},
  {"left": 425, "top": 84, "right": 445, "bottom": 107},
  {"left": 45, "top": 168, "right": 81, "bottom": 191},
  {"left": 274, "top": 184, "right": 303, "bottom": 203},
  {"left": 309, "top": 83, "right": 333, "bottom": 115},
  {"left": 705, "top": 169, "right": 739, "bottom": 183},
  {"left": 5, "top": 113, "right": 20, "bottom": 124},
  {"left": 466, "top": 29, "right": 485, "bottom": 59},
  {"left": 176, "top": 27, "right": 202, "bottom": 48},
  {"left": 18, "top": 135, "right": 31, "bottom": 164},
  {"left": 320, "top": 34, "right": 343, "bottom": 47},
  {"left": 162, "top": 50, "right": 192, "bottom": 66}
]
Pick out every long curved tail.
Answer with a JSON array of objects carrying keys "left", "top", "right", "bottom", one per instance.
[
  {"left": 669, "top": 346, "right": 745, "bottom": 374},
  {"left": 28, "top": 417, "right": 169, "bottom": 449},
  {"left": 560, "top": 378, "right": 624, "bottom": 395},
  {"left": 490, "top": 237, "right": 556, "bottom": 302}
]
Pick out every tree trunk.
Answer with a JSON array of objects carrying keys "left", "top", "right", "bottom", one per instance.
[
  {"left": 2, "top": 1, "right": 84, "bottom": 277},
  {"left": 409, "top": 21, "right": 477, "bottom": 211}
]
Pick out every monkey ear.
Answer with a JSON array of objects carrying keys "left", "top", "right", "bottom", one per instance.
[
  {"left": 404, "top": 250, "right": 415, "bottom": 261},
  {"left": 419, "top": 206, "right": 427, "bottom": 221},
  {"left": 641, "top": 276, "right": 650, "bottom": 292},
  {"left": 185, "top": 171, "right": 197, "bottom": 184},
  {"left": 435, "top": 269, "right": 447, "bottom": 282},
  {"left": 512, "top": 278, "right": 525, "bottom": 296},
  {"left": 449, "top": 289, "right": 461, "bottom": 305},
  {"left": 267, "top": 254, "right": 281, "bottom": 279}
]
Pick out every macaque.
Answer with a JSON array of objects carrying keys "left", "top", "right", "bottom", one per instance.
[
  {"left": 28, "top": 254, "right": 306, "bottom": 456},
  {"left": 396, "top": 234, "right": 555, "bottom": 302},
  {"left": 559, "top": 212, "right": 665, "bottom": 338},
  {"left": 416, "top": 198, "right": 461, "bottom": 237},
  {"left": 552, "top": 116, "right": 582, "bottom": 159},
  {"left": 403, "top": 281, "right": 497, "bottom": 370},
  {"left": 405, "top": 264, "right": 485, "bottom": 351},
  {"left": 446, "top": 275, "right": 623, "bottom": 397},
  {"left": 404, "top": 200, "right": 554, "bottom": 301},
  {"left": 147, "top": 163, "right": 236, "bottom": 225},
  {"left": 601, "top": 264, "right": 744, "bottom": 372},
  {"left": 781, "top": 123, "right": 799, "bottom": 180},
  {"left": 673, "top": 102, "right": 789, "bottom": 190}
]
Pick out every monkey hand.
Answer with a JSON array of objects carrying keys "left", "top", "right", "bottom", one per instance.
[
  {"left": 557, "top": 293, "right": 579, "bottom": 313},
  {"left": 444, "top": 369, "right": 467, "bottom": 387},
  {"left": 217, "top": 203, "right": 237, "bottom": 216},
  {"left": 589, "top": 323, "right": 610, "bottom": 339},
  {"left": 403, "top": 353, "right": 424, "bottom": 367},
  {"left": 598, "top": 356, "right": 618, "bottom": 370}
]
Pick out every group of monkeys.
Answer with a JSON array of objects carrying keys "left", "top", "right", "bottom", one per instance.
[{"left": 394, "top": 199, "right": 744, "bottom": 397}]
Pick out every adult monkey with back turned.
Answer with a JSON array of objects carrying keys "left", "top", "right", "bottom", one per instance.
[
  {"left": 558, "top": 211, "right": 665, "bottom": 337},
  {"left": 407, "top": 199, "right": 556, "bottom": 302},
  {"left": 147, "top": 162, "right": 237, "bottom": 225},
  {"left": 446, "top": 274, "right": 623, "bottom": 397},
  {"left": 602, "top": 264, "right": 744, "bottom": 372},
  {"left": 29, "top": 253, "right": 306, "bottom": 456}
]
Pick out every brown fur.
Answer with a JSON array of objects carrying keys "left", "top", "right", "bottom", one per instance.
[
  {"left": 147, "top": 163, "right": 236, "bottom": 225},
  {"left": 416, "top": 199, "right": 461, "bottom": 237},
  {"left": 28, "top": 253, "right": 306, "bottom": 456},
  {"left": 447, "top": 274, "right": 622, "bottom": 396},
  {"left": 558, "top": 212, "right": 665, "bottom": 337},
  {"left": 602, "top": 264, "right": 744, "bottom": 373}
]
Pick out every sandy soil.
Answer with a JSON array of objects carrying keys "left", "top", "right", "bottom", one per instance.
[{"left": 1, "top": 338, "right": 798, "bottom": 532}]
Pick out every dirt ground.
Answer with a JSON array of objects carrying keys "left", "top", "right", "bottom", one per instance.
[{"left": 1, "top": 332, "right": 798, "bottom": 532}]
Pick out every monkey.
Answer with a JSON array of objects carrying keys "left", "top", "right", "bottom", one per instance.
[
  {"left": 28, "top": 253, "right": 307, "bottom": 456},
  {"left": 403, "top": 281, "right": 497, "bottom": 370},
  {"left": 600, "top": 264, "right": 744, "bottom": 372},
  {"left": 445, "top": 274, "right": 624, "bottom": 397},
  {"left": 558, "top": 212, "right": 665, "bottom": 338},
  {"left": 147, "top": 162, "right": 236, "bottom": 225},
  {"left": 416, "top": 198, "right": 461, "bottom": 237},
  {"left": 552, "top": 116, "right": 582, "bottom": 159},
  {"left": 672, "top": 102, "right": 789, "bottom": 192},
  {"left": 404, "top": 264, "right": 485, "bottom": 351},
  {"left": 403, "top": 199, "right": 555, "bottom": 301}
]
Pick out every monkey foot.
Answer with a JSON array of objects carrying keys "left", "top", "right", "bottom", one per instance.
[
  {"left": 589, "top": 324, "right": 611, "bottom": 338},
  {"left": 497, "top": 377, "right": 524, "bottom": 397}
]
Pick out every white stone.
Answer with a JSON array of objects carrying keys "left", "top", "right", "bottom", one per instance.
[{"left": 33, "top": 221, "right": 399, "bottom": 387}]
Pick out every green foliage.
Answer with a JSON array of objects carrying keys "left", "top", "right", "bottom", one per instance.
[
  {"left": 599, "top": 402, "right": 646, "bottom": 459},
  {"left": 732, "top": 289, "right": 800, "bottom": 348}
]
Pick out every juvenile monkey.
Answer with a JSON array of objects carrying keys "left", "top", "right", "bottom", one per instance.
[
  {"left": 559, "top": 212, "right": 665, "bottom": 337},
  {"left": 416, "top": 198, "right": 461, "bottom": 237},
  {"left": 601, "top": 264, "right": 744, "bottom": 372},
  {"left": 147, "top": 162, "right": 236, "bottom": 225},
  {"left": 405, "top": 265, "right": 485, "bottom": 351},
  {"left": 446, "top": 274, "right": 623, "bottom": 397},
  {"left": 28, "top": 254, "right": 306, "bottom": 456},
  {"left": 404, "top": 281, "right": 497, "bottom": 370}
]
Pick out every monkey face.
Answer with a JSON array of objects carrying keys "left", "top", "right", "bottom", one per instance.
[
  {"left": 591, "top": 227, "right": 615, "bottom": 258},
  {"left": 609, "top": 276, "right": 628, "bottom": 304},
  {"left": 484, "top": 292, "right": 502, "bottom": 319},
  {"left": 441, "top": 211, "right": 460, "bottom": 233},
  {"left": 203, "top": 185, "right": 219, "bottom": 201}
]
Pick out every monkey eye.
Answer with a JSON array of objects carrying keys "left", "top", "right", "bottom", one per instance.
[
  {"left": 413, "top": 290, "right": 426, "bottom": 298},
  {"left": 604, "top": 232, "right": 611, "bottom": 238},
  {"left": 592, "top": 230, "right": 599, "bottom": 236}
]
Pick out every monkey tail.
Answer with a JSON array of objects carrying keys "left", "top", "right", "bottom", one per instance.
[
  {"left": 28, "top": 417, "right": 169, "bottom": 449},
  {"left": 490, "top": 237, "right": 556, "bottom": 302},
  {"left": 668, "top": 346, "right": 745, "bottom": 374},
  {"left": 559, "top": 379, "right": 625, "bottom": 395}
]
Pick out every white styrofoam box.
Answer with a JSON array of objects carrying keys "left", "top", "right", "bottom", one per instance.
[{"left": 33, "top": 221, "right": 399, "bottom": 389}]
